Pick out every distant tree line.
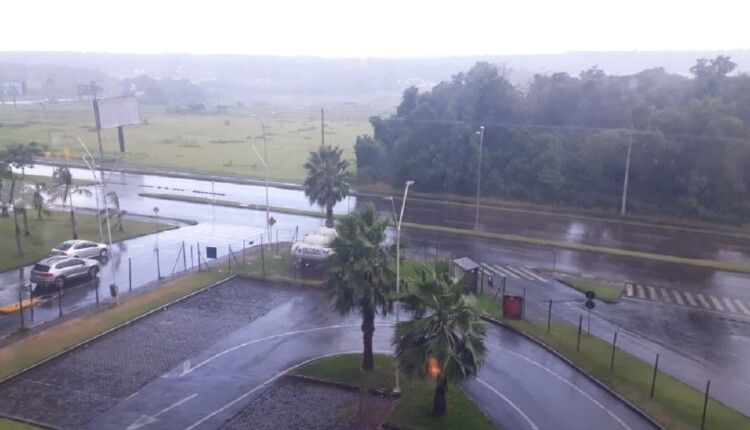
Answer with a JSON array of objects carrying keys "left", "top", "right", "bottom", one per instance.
[{"left": 355, "top": 56, "right": 750, "bottom": 223}]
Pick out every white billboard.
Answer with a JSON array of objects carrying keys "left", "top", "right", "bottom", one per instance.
[
  {"left": 95, "top": 96, "right": 142, "bottom": 130},
  {"left": 2, "top": 81, "right": 25, "bottom": 96}
]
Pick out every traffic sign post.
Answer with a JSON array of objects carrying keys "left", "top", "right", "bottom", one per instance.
[{"left": 584, "top": 291, "right": 596, "bottom": 333}]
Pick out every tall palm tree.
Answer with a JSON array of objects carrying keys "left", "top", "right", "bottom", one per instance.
[
  {"left": 101, "top": 191, "right": 127, "bottom": 232},
  {"left": 326, "top": 204, "right": 394, "bottom": 370},
  {"left": 31, "top": 182, "right": 51, "bottom": 220},
  {"left": 303, "top": 145, "right": 351, "bottom": 228},
  {"left": 49, "top": 167, "right": 91, "bottom": 240},
  {"left": 392, "top": 265, "right": 487, "bottom": 416}
]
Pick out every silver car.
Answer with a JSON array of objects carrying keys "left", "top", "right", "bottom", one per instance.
[
  {"left": 50, "top": 240, "right": 108, "bottom": 259},
  {"left": 30, "top": 256, "right": 101, "bottom": 288}
]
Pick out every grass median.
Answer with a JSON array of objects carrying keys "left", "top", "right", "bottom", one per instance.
[
  {"left": 0, "top": 211, "right": 171, "bottom": 272},
  {"left": 503, "top": 319, "right": 750, "bottom": 430},
  {"left": 294, "top": 353, "right": 496, "bottom": 430},
  {"left": 557, "top": 279, "right": 622, "bottom": 303}
]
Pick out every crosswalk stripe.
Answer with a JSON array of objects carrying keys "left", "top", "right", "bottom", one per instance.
[
  {"left": 480, "top": 263, "right": 496, "bottom": 276},
  {"left": 723, "top": 298, "right": 738, "bottom": 313},
  {"left": 660, "top": 288, "right": 672, "bottom": 303},
  {"left": 637, "top": 285, "right": 645, "bottom": 299},
  {"left": 493, "top": 265, "right": 520, "bottom": 279},
  {"left": 647, "top": 286, "right": 658, "bottom": 300},
  {"left": 625, "top": 285, "right": 633, "bottom": 297},
  {"left": 503, "top": 266, "right": 532, "bottom": 280},
  {"left": 709, "top": 295, "right": 724, "bottom": 311},
  {"left": 684, "top": 292, "right": 698, "bottom": 307},
  {"left": 672, "top": 290, "right": 685, "bottom": 305},
  {"left": 696, "top": 293, "right": 711, "bottom": 309},
  {"left": 518, "top": 267, "right": 547, "bottom": 282},
  {"left": 735, "top": 300, "right": 750, "bottom": 315}
]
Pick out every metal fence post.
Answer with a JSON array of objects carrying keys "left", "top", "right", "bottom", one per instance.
[
  {"left": 522, "top": 287, "right": 527, "bottom": 320},
  {"left": 610, "top": 332, "right": 618, "bottom": 373},
  {"left": 28, "top": 283, "right": 34, "bottom": 321},
  {"left": 243, "top": 240, "right": 246, "bottom": 268},
  {"left": 650, "top": 353, "right": 659, "bottom": 398},
  {"left": 701, "top": 380, "right": 711, "bottom": 430},
  {"left": 128, "top": 258, "right": 132, "bottom": 292},
  {"left": 95, "top": 278, "right": 100, "bottom": 304},
  {"left": 228, "top": 245, "right": 232, "bottom": 272},
  {"left": 547, "top": 300, "right": 552, "bottom": 333},
  {"left": 57, "top": 288, "right": 63, "bottom": 317},
  {"left": 261, "top": 235, "right": 266, "bottom": 277},
  {"left": 182, "top": 241, "right": 187, "bottom": 271},
  {"left": 480, "top": 266, "right": 484, "bottom": 294},
  {"left": 576, "top": 315, "right": 583, "bottom": 352},
  {"left": 18, "top": 290, "right": 25, "bottom": 329},
  {"left": 197, "top": 242, "right": 202, "bottom": 271},
  {"left": 191, "top": 245, "right": 195, "bottom": 269},
  {"left": 156, "top": 248, "right": 162, "bottom": 279}
]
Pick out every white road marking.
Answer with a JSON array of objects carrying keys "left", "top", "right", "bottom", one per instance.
[
  {"left": 504, "top": 266, "right": 533, "bottom": 280},
  {"left": 723, "top": 298, "right": 738, "bottom": 314},
  {"left": 518, "top": 267, "right": 547, "bottom": 282},
  {"left": 709, "top": 295, "right": 724, "bottom": 311},
  {"left": 660, "top": 288, "right": 672, "bottom": 303},
  {"left": 493, "top": 264, "right": 519, "bottom": 279},
  {"left": 625, "top": 285, "right": 633, "bottom": 297},
  {"left": 647, "top": 286, "right": 658, "bottom": 300},
  {"left": 636, "top": 285, "right": 645, "bottom": 299},
  {"left": 486, "top": 342, "right": 631, "bottom": 430},
  {"left": 476, "top": 379, "right": 539, "bottom": 430},
  {"left": 481, "top": 263, "right": 502, "bottom": 277},
  {"left": 180, "top": 324, "right": 393, "bottom": 377},
  {"left": 672, "top": 291, "right": 684, "bottom": 306},
  {"left": 696, "top": 293, "right": 711, "bottom": 309},
  {"left": 127, "top": 393, "right": 197, "bottom": 430},
  {"left": 184, "top": 350, "right": 391, "bottom": 430},
  {"left": 684, "top": 292, "right": 698, "bottom": 307},
  {"left": 734, "top": 300, "right": 750, "bottom": 315}
]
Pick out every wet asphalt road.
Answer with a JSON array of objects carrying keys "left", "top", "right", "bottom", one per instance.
[
  {"left": 14, "top": 164, "right": 750, "bottom": 301},
  {"left": 0, "top": 281, "right": 653, "bottom": 430}
]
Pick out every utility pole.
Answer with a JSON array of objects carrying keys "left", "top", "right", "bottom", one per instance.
[
  {"left": 321, "top": 107, "right": 325, "bottom": 146},
  {"left": 621, "top": 128, "right": 633, "bottom": 216},
  {"left": 475, "top": 126, "right": 485, "bottom": 229}
]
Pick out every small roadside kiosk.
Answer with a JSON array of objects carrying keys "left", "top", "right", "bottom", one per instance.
[{"left": 451, "top": 257, "right": 480, "bottom": 293}]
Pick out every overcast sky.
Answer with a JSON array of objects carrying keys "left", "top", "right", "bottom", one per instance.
[{"left": 2, "top": 0, "right": 746, "bottom": 57}]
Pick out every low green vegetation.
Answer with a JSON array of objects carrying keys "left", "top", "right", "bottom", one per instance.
[
  {"left": 506, "top": 320, "right": 750, "bottom": 430},
  {"left": 473, "top": 294, "right": 503, "bottom": 320},
  {"left": 294, "top": 353, "right": 495, "bottom": 430},
  {"left": 0, "top": 211, "right": 171, "bottom": 272},
  {"left": 0, "top": 418, "right": 40, "bottom": 430},
  {"left": 559, "top": 279, "right": 622, "bottom": 303},
  {"left": 139, "top": 192, "right": 326, "bottom": 218}
]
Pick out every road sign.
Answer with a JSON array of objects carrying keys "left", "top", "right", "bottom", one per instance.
[
  {"left": 268, "top": 216, "right": 276, "bottom": 226},
  {"left": 206, "top": 246, "right": 217, "bottom": 259},
  {"left": 585, "top": 290, "right": 596, "bottom": 300},
  {"left": 503, "top": 295, "right": 524, "bottom": 319},
  {"left": 585, "top": 299, "right": 595, "bottom": 310}
]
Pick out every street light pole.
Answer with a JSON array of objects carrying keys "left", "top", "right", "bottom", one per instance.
[
  {"left": 621, "top": 128, "right": 633, "bottom": 216},
  {"left": 37, "top": 102, "right": 52, "bottom": 147},
  {"left": 252, "top": 115, "right": 271, "bottom": 246},
  {"left": 475, "top": 126, "right": 485, "bottom": 229},
  {"left": 385, "top": 180, "right": 414, "bottom": 394}
]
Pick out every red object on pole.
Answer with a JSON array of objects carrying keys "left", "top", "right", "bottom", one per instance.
[{"left": 503, "top": 295, "right": 524, "bottom": 319}]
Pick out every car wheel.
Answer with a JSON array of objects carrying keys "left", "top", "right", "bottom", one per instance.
[
  {"left": 55, "top": 277, "right": 65, "bottom": 289},
  {"left": 89, "top": 266, "right": 99, "bottom": 279},
  {"left": 99, "top": 249, "right": 107, "bottom": 258}
]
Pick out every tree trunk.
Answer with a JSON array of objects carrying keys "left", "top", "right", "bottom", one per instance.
[
  {"left": 14, "top": 210, "right": 23, "bottom": 257},
  {"left": 361, "top": 300, "right": 375, "bottom": 371},
  {"left": 36, "top": 206, "right": 42, "bottom": 220},
  {"left": 69, "top": 192, "right": 78, "bottom": 240},
  {"left": 325, "top": 205, "right": 334, "bottom": 228},
  {"left": 433, "top": 376, "right": 448, "bottom": 416},
  {"left": 1, "top": 204, "right": 7, "bottom": 217},
  {"left": 22, "top": 208, "right": 30, "bottom": 235},
  {"left": 5, "top": 176, "right": 17, "bottom": 217}
]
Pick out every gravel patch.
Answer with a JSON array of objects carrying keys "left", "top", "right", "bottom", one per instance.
[{"left": 0, "top": 277, "right": 298, "bottom": 429}]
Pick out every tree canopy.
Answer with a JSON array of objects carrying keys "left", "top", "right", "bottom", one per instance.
[{"left": 356, "top": 57, "right": 750, "bottom": 223}]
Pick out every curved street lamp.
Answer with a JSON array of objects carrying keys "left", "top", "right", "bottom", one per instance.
[{"left": 251, "top": 115, "right": 271, "bottom": 246}]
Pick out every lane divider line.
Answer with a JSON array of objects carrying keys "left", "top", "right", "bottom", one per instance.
[{"left": 476, "top": 378, "right": 539, "bottom": 430}]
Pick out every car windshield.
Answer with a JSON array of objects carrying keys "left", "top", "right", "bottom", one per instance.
[
  {"left": 32, "top": 264, "right": 50, "bottom": 272},
  {"left": 55, "top": 243, "right": 73, "bottom": 250}
]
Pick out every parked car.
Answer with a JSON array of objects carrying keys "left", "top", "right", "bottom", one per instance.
[
  {"left": 30, "top": 256, "right": 100, "bottom": 288},
  {"left": 49, "top": 240, "right": 108, "bottom": 259}
]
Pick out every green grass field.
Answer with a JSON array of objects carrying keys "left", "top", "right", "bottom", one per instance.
[
  {"left": 0, "top": 210, "right": 169, "bottom": 272},
  {"left": 294, "top": 353, "right": 496, "bottom": 430},
  {"left": 559, "top": 279, "right": 622, "bottom": 303},
  {"left": 0, "top": 102, "right": 377, "bottom": 182}
]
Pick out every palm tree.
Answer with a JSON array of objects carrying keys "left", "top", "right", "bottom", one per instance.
[
  {"left": 31, "top": 182, "right": 51, "bottom": 220},
  {"left": 326, "top": 204, "right": 394, "bottom": 370},
  {"left": 392, "top": 265, "right": 487, "bottom": 416},
  {"left": 48, "top": 167, "right": 91, "bottom": 240},
  {"left": 303, "top": 145, "right": 351, "bottom": 228},
  {"left": 101, "top": 191, "right": 127, "bottom": 232}
]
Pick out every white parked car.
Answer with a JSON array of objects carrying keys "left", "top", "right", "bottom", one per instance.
[{"left": 49, "top": 240, "right": 108, "bottom": 259}]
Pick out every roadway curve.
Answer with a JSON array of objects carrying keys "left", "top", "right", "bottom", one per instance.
[{"left": 81, "top": 288, "right": 656, "bottom": 430}]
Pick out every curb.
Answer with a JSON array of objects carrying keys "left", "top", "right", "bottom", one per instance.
[
  {"left": 0, "top": 275, "right": 237, "bottom": 388},
  {"left": 480, "top": 315, "right": 665, "bottom": 430}
]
